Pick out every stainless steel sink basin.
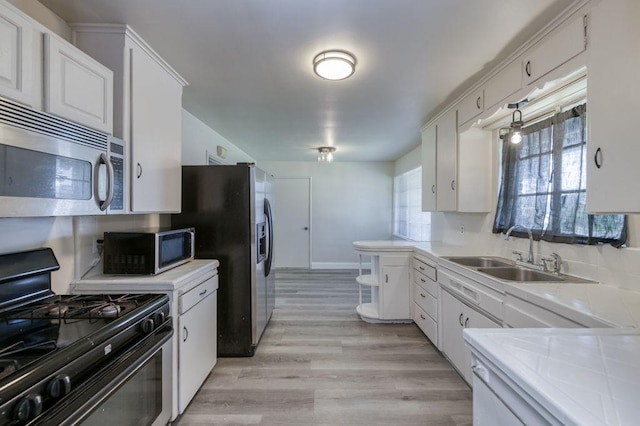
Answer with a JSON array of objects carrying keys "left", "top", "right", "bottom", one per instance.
[
  {"left": 476, "top": 266, "right": 595, "bottom": 283},
  {"left": 444, "top": 256, "right": 513, "bottom": 268}
]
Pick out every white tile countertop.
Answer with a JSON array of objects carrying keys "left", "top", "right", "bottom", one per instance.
[
  {"left": 464, "top": 328, "right": 640, "bottom": 426},
  {"left": 71, "top": 259, "right": 219, "bottom": 292},
  {"left": 353, "top": 240, "right": 640, "bottom": 328}
]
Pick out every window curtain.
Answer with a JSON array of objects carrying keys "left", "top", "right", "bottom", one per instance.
[{"left": 493, "top": 104, "right": 626, "bottom": 246}]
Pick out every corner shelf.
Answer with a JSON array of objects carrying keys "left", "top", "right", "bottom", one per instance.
[{"left": 356, "top": 274, "right": 379, "bottom": 287}]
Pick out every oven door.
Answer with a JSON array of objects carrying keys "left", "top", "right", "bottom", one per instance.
[{"left": 34, "top": 326, "right": 173, "bottom": 426}]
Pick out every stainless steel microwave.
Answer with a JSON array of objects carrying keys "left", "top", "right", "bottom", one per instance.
[
  {"left": 102, "top": 228, "right": 195, "bottom": 275},
  {"left": 0, "top": 97, "right": 125, "bottom": 216}
]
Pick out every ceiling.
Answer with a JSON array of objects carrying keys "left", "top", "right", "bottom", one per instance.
[{"left": 39, "top": 0, "right": 575, "bottom": 162}]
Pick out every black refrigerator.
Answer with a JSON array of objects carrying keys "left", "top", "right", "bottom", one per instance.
[{"left": 172, "top": 164, "right": 275, "bottom": 357}]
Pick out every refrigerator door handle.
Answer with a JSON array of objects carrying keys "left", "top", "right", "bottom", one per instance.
[{"left": 264, "top": 198, "right": 274, "bottom": 276}]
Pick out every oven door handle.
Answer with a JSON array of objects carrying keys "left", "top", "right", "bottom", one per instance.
[{"left": 31, "top": 326, "right": 173, "bottom": 426}]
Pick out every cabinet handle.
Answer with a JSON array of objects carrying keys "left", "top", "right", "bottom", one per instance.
[
  {"left": 594, "top": 147, "right": 603, "bottom": 169},
  {"left": 420, "top": 293, "right": 426, "bottom": 298},
  {"left": 136, "top": 163, "right": 143, "bottom": 179},
  {"left": 420, "top": 278, "right": 426, "bottom": 283},
  {"left": 183, "top": 326, "right": 189, "bottom": 342},
  {"left": 385, "top": 274, "right": 388, "bottom": 283},
  {"left": 419, "top": 266, "right": 425, "bottom": 271},
  {"left": 464, "top": 317, "right": 469, "bottom": 328},
  {"left": 451, "top": 180, "right": 455, "bottom": 191},
  {"left": 476, "top": 96, "right": 481, "bottom": 109},
  {"left": 420, "top": 314, "right": 426, "bottom": 320},
  {"left": 199, "top": 289, "right": 207, "bottom": 297},
  {"left": 525, "top": 60, "right": 531, "bottom": 77},
  {"left": 431, "top": 184, "right": 435, "bottom": 194},
  {"left": 459, "top": 313, "right": 464, "bottom": 326}
]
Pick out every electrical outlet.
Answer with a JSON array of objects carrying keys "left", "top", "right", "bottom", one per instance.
[{"left": 460, "top": 225, "right": 465, "bottom": 235}]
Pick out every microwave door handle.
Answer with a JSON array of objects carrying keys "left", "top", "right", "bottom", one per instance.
[{"left": 94, "top": 153, "right": 114, "bottom": 211}]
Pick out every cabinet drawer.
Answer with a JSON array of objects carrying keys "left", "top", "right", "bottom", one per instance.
[
  {"left": 413, "top": 283, "right": 437, "bottom": 320},
  {"left": 414, "top": 269, "right": 438, "bottom": 297},
  {"left": 413, "top": 257, "right": 436, "bottom": 281},
  {"left": 179, "top": 275, "right": 218, "bottom": 314},
  {"left": 413, "top": 302, "right": 437, "bottom": 346},
  {"left": 504, "top": 295, "right": 583, "bottom": 328}
]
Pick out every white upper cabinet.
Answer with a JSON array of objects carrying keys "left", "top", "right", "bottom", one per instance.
[
  {"left": 457, "top": 88, "right": 484, "bottom": 127},
  {"left": 44, "top": 33, "right": 113, "bottom": 133},
  {"left": 421, "top": 124, "right": 437, "bottom": 212},
  {"left": 73, "top": 25, "right": 187, "bottom": 213},
  {"left": 587, "top": 0, "right": 640, "bottom": 213},
  {"left": 435, "top": 109, "right": 457, "bottom": 212},
  {"left": 0, "top": 1, "right": 33, "bottom": 106},
  {"left": 0, "top": 1, "right": 113, "bottom": 132},
  {"left": 483, "top": 60, "right": 522, "bottom": 111},
  {"left": 522, "top": 14, "right": 586, "bottom": 87}
]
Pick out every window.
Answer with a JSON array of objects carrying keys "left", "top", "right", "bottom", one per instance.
[
  {"left": 393, "top": 167, "right": 431, "bottom": 241},
  {"left": 493, "top": 103, "right": 626, "bottom": 246}
]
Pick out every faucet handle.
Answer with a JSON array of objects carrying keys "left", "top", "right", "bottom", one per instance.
[
  {"left": 512, "top": 250, "right": 524, "bottom": 262},
  {"left": 540, "top": 253, "right": 562, "bottom": 273}
]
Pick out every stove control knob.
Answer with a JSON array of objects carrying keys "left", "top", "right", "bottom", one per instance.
[
  {"left": 12, "top": 393, "right": 43, "bottom": 422},
  {"left": 140, "top": 318, "right": 155, "bottom": 334},
  {"left": 152, "top": 311, "right": 166, "bottom": 326},
  {"left": 47, "top": 374, "right": 71, "bottom": 399}
]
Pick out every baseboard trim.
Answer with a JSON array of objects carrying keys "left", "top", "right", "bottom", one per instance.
[{"left": 311, "top": 262, "right": 371, "bottom": 270}]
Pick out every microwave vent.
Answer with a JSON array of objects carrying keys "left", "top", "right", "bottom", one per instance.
[{"left": 0, "top": 97, "right": 108, "bottom": 151}]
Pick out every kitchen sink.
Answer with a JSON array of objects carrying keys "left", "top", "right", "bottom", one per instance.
[
  {"left": 444, "top": 256, "right": 513, "bottom": 268},
  {"left": 476, "top": 266, "right": 595, "bottom": 283}
]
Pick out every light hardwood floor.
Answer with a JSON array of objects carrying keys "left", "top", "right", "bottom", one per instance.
[{"left": 175, "top": 269, "right": 472, "bottom": 425}]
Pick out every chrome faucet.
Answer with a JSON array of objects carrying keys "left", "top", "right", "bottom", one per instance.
[
  {"left": 505, "top": 224, "right": 534, "bottom": 264},
  {"left": 541, "top": 252, "right": 563, "bottom": 274}
]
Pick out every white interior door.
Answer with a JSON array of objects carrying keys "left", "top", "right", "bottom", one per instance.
[{"left": 274, "top": 177, "right": 311, "bottom": 268}]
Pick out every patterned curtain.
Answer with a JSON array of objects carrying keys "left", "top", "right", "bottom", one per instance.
[{"left": 493, "top": 104, "right": 626, "bottom": 246}]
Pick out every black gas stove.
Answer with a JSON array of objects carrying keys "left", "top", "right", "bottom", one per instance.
[{"left": 0, "top": 248, "right": 173, "bottom": 426}]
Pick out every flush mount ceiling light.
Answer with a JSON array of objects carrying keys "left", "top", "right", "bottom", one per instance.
[
  {"left": 313, "top": 50, "right": 356, "bottom": 81},
  {"left": 317, "top": 146, "right": 336, "bottom": 162}
]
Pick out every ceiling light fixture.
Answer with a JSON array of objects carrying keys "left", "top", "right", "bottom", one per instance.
[
  {"left": 313, "top": 50, "right": 356, "bottom": 81},
  {"left": 317, "top": 146, "right": 336, "bottom": 162}
]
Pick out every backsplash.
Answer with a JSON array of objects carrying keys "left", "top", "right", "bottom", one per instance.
[{"left": 433, "top": 212, "right": 640, "bottom": 291}]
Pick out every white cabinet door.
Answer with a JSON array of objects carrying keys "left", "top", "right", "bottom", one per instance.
[
  {"left": 380, "top": 264, "right": 410, "bottom": 320},
  {"left": 44, "top": 33, "right": 113, "bottom": 133},
  {"left": 523, "top": 14, "right": 586, "bottom": 86},
  {"left": 436, "top": 109, "right": 457, "bottom": 211},
  {"left": 0, "top": 2, "right": 33, "bottom": 106},
  {"left": 587, "top": 0, "right": 640, "bottom": 213},
  {"left": 421, "top": 124, "right": 437, "bottom": 212},
  {"left": 441, "top": 290, "right": 500, "bottom": 384},
  {"left": 179, "top": 290, "right": 217, "bottom": 413},
  {"left": 441, "top": 290, "right": 467, "bottom": 380},
  {"left": 129, "top": 40, "right": 183, "bottom": 213},
  {"left": 483, "top": 60, "right": 522, "bottom": 111},
  {"left": 457, "top": 88, "right": 483, "bottom": 127}
]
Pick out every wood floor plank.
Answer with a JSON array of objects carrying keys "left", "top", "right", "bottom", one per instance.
[{"left": 175, "top": 269, "right": 472, "bottom": 426}]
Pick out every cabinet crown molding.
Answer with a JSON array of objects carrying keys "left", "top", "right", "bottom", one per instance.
[{"left": 70, "top": 23, "right": 188, "bottom": 87}]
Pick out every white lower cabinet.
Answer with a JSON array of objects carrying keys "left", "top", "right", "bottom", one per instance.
[
  {"left": 472, "top": 370, "right": 525, "bottom": 426},
  {"left": 178, "top": 276, "right": 218, "bottom": 412},
  {"left": 411, "top": 255, "right": 439, "bottom": 347},
  {"left": 355, "top": 251, "right": 411, "bottom": 322},
  {"left": 441, "top": 289, "right": 500, "bottom": 385}
]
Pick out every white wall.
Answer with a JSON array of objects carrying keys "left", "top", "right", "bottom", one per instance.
[
  {"left": 182, "top": 110, "right": 254, "bottom": 165},
  {"left": 258, "top": 161, "right": 394, "bottom": 268}
]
